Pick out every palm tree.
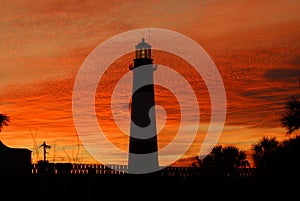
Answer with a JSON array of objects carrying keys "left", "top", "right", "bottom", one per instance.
[
  {"left": 280, "top": 95, "right": 300, "bottom": 135},
  {"left": 222, "top": 145, "right": 249, "bottom": 175},
  {"left": 0, "top": 114, "right": 9, "bottom": 132},
  {"left": 251, "top": 136, "right": 279, "bottom": 170},
  {"left": 199, "top": 145, "right": 223, "bottom": 169},
  {"left": 200, "top": 145, "right": 249, "bottom": 176},
  {"left": 275, "top": 135, "right": 300, "bottom": 176}
]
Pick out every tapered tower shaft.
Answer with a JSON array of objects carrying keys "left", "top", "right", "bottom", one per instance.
[{"left": 128, "top": 38, "right": 159, "bottom": 174}]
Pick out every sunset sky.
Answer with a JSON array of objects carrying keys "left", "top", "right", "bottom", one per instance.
[{"left": 0, "top": 0, "right": 300, "bottom": 167}]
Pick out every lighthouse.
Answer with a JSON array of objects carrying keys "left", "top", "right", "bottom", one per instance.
[{"left": 128, "top": 38, "right": 159, "bottom": 174}]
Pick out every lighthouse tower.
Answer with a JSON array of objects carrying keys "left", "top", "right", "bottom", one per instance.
[{"left": 128, "top": 38, "right": 159, "bottom": 174}]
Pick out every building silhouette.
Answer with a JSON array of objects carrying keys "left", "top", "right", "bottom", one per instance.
[
  {"left": 0, "top": 140, "right": 32, "bottom": 176},
  {"left": 128, "top": 38, "right": 159, "bottom": 173}
]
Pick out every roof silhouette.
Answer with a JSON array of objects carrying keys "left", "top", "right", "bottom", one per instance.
[
  {"left": 0, "top": 140, "right": 31, "bottom": 152},
  {"left": 135, "top": 37, "right": 151, "bottom": 49}
]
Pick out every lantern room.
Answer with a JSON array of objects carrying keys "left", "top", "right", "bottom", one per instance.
[
  {"left": 135, "top": 37, "right": 152, "bottom": 59},
  {"left": 129, "top": 37, "right": 154, "bottom": 70}
]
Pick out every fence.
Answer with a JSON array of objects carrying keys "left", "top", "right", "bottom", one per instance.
[
  {"left": 160, "top": 166, "right": 257, "bottom": 177},
  {"left": 31, "top": 162, "right": 257, "bottom": 177}
]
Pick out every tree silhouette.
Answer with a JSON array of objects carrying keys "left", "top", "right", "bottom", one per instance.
[
  {"left": 200, "top": 145, "right": 249, "bottom": 176},
  {"left": 251, "top": 135, "right": 300, "bottom": 178},
  {"left": 224, "top": 145, "right": 250, "bottom": 168},
  {"left": 251, "top": 136, "right": 279, "bottom": 170},
  {"left": 222, "top": 145, "right": 250, "bottom": 175},
  {"left": 274, "top": 135, "right": 300, "bottom": 177},
  {"left": 280, "top": 95, "right": 300, "bottom": 135},
  {"left": 0, "top": 114, "right": 9, "bottom": 132},
  {"left": 200, "top": 145, "right": 223, "bottom": 169}
]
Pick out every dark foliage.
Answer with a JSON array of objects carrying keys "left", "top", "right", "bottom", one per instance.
[{"left": 280, "top": 95, "right": 300, "bottom": 135}]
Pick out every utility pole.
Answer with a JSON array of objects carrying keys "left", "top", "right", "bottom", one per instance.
[{"left": 39, "top": 141, "right": 51, "bottom": 162}]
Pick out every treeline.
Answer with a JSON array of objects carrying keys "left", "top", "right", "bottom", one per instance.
[
  {"left": 253, "top": 135, "right": 300, "bottom": 177},
  {"left": 195, "top": 95, "right": 300, "bottom": 178},
  {"left": 194, "top": 135, "right": 300, "bottom": 178}
]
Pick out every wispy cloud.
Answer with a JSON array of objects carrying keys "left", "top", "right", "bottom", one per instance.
[{"left": 1, "top": 0, "right": 299, "bottom": 165}]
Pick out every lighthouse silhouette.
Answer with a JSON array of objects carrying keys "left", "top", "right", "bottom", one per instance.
[{"left": 128, "top": 38, "right": 159, "bottom": 174}]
